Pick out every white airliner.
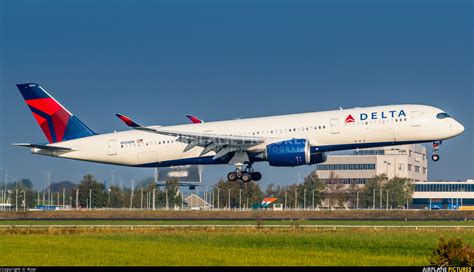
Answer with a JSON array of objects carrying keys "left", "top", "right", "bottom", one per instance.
[{"left": 14, "top": 83, "right": 464, "bottom": 182}]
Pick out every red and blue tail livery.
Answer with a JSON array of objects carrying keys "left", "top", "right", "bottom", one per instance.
[{"left": 16, "top": 83, "right": 96, "bottom": 143}]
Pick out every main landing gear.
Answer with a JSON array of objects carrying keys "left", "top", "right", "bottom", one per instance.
[
  {"left": 227, "top": 163, "right": 262, "bottom": 183},
  {"left": 432, "top": 141, "right": 442, "bottom": 162}
]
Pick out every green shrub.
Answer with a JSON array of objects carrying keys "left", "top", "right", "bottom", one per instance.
[{"left": 429, "top": 237, "right": 473, "bottom": 266}]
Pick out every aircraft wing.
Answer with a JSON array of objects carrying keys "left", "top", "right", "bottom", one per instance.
[
  {"left": 115, "top": 113, "right": 267, "bottom": 162},
  {"left": 12, "top": 143, "right": 75, "bottom": 151},
  {"left": 140, "top": 127, "right": 265, "bottom": 159}
]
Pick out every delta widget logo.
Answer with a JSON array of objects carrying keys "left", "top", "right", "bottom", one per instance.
[{"left": 345, "top": 114, "right": 355, "bottom": 123}]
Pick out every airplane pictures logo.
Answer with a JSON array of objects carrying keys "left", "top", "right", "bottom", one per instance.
[{"left": 345, "top": 114, "right": 355, "bottom": 123}]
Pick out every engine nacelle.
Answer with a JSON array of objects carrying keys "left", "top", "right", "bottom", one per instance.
[
  {"left": 266, "top": 139, "right": 311, "bottom": 167},
  {"left": 309, "top": 152, "right": 327, "bottom": 164}
]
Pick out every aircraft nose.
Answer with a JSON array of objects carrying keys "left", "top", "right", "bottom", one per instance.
[{"left": 453, "top": 120, "right": 465, "bottom": 135}]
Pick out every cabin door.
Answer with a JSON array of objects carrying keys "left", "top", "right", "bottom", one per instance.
[
  {"left": 411, "top": 111, "right": 421, "bottom": 127},
  {"left": 330, "top": 118, "right": 340, "bottom": 134},
  {"left": 107, "top": 140, "right": 117, "bottom": 155}
]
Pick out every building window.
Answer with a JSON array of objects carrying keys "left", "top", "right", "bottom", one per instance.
[
  {"left": 408, "top": 164, "right": 412, "bottom": 171},
  {"left": 316, "top": 164, "right": 376, "bottom": 171},
  {"left": 320, "top": 178, "right": 368, "bottom": 185},
  {"left": 353, "top": 150, "right": 385, "bottom": 155},
  {"left": 422, "top": 167, "right": 426, "bottom": 174},
  {"left": 414, "top": 183, "right": 474, "bottom": 192},
  {"left": 415, "top": 166, "right": 420, "bottom": 173}
]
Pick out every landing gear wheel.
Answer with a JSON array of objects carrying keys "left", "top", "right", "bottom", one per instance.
[
  {"left": 431, "top": 141, "right": 442, "bottom": 162},
  {"left": 227, "top": 172, "right": 239, "bottom": 181},
  {"left": 251, "top": 172, "right": 262, "bottom": 181},
  {"left": 241, "top": 172, "right": 252, "bottom": 183}
]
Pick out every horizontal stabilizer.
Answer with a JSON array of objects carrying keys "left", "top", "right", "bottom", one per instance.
[{"left": 12, "top": 143, "right": 74, "bottom": 151}]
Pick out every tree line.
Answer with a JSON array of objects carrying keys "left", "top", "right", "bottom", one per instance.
[
  {"left": 211, "top": 171, "right": 413, "bottom": 209},
  {"left": 1, "top": 171, "right": 414, "bottom": 209}
]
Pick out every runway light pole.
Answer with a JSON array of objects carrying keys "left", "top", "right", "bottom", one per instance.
[
  {"left": 76, "top": 189, "right": 79, "bottom": 210},
  {"left": 147, "top": 191, "right": 150, "bottom": 210},
  {"left": 211, "top": 189, "right": 214, "bottom": 209},
  {"left": 303, "top": 189, "right": 307, "bottom": 210},
  {"left": 356, "top": 191, "right": 359, "bottom": 210},
  {"left": 0, "top": 169, "right": 7, "bottom": 204},
  {"left": 239, "top": 189, "right": 242, "bottom": 210},
  {"left": 373, "top": 189, "right": 375, "bottom": 210},
  {"left": 108, "top": 188, "right": 111, "bottom": 208},
  {"left": 379, "top": 189, "right": 382, "bottom": 210}
]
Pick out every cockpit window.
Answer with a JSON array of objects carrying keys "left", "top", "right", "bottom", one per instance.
[{"left": 436, "top": 112, "right": 451, "bottom": 119}]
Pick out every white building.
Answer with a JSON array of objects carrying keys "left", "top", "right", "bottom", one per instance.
[
  {"left": 413, "top": 179, "right": 474, "bottom": 209},
  {"left": 184, "top": 193, "right": 212, "bottom": 210},
  {"left": 315, "top": 144, "right": 428, "bottom": 185}
]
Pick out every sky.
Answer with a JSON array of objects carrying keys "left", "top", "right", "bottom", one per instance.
[{"left": 0, "top": 0, "right": 472, "bottom": 190}]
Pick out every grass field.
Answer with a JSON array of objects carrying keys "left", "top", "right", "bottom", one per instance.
[
  {"left": 0, "top": 226, "right": 473, "bottom": 266},
  {"left": 1, "top": 211, "right": 473, "bottom": 266}
]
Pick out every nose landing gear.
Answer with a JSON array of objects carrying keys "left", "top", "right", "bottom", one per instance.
[
  {"left": 227, "top": 163, "right": 262, "bottom": 182},
  {"left": 431, "top": 141, "right": 442, "bottom": 162}
]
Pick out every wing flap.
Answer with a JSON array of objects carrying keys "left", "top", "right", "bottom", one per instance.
[
  {"left": 12, "top": 143, "right": 75, "bottom": 151},
  {"left": 113, "top": 113, "right": 268, "bottom": 163}
]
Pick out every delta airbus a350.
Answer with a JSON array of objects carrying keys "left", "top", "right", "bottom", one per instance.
[{"left": 14, "top": 83, "right": 464, "bottom": 182}]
